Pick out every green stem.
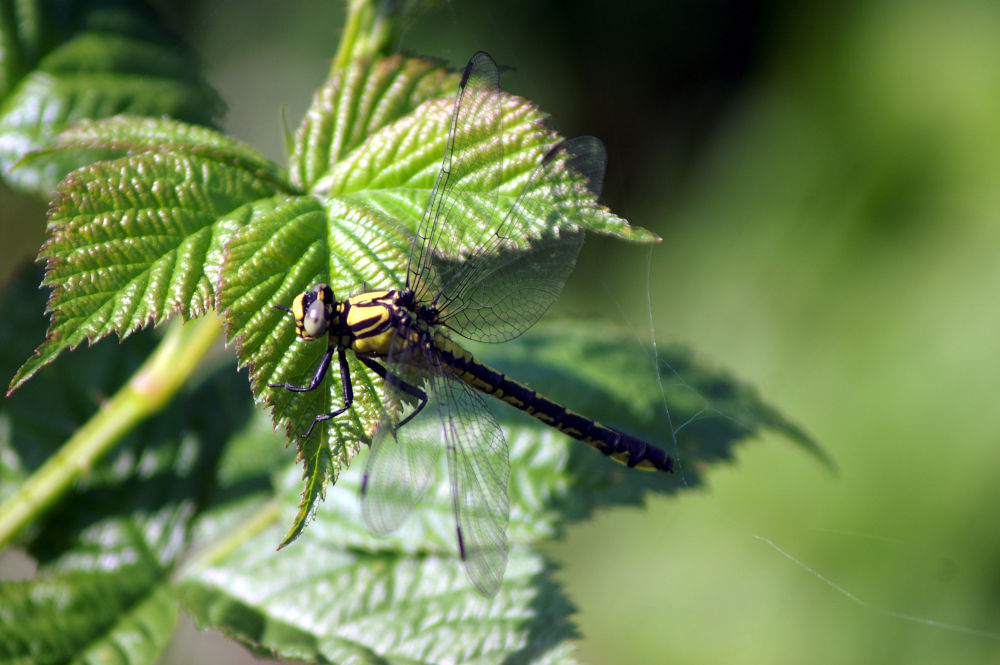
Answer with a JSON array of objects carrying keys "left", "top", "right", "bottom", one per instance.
[
  {"left": 332, "top": 0, "right": 404, "bottom": 74},
  {"left": 333, "top": 0, "right": 372, "bottom": 72},
  {"left": 0, "top": 315, "right": 222, "bottom": 548}
]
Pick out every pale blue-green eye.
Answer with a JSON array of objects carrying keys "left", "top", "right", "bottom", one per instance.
[{"left": 303, "top": 299, "right": 327, "bottom": 338}]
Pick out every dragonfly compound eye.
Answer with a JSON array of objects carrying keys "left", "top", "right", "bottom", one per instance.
[{"left": 303, "top": 299, "right": 328, "bottom": 339}]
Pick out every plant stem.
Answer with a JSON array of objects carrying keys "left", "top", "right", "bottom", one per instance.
[
  {"left": 0, "top": 315, "right": 222, "bottom": 548},
  {"left": 333, "top": 0, "right": 373, "bottom": 72},
  {"left": 332, "top": 0, "right": 404, "bottom": 74}
]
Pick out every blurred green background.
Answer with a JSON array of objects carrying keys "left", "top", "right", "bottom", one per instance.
[{"left": 7, "top": 1, "right": 1000, "bottom": 663}]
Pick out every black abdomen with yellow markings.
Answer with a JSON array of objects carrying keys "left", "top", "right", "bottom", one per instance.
[
  {"left": 429, "top": 327, "right": 673, "bottom": 472},
  {"left": 293, "top": 285, "right": 672, "bottom": 472},
  {"left": 324, "top": 287, "right": 673, "bottom": 472}
]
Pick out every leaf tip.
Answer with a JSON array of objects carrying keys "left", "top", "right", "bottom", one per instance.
[{"left": 629, "top": 225, "right": 662, "bottom": 243}]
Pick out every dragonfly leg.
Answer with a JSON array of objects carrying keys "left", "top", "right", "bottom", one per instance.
[
  {"left": 269, "top": 343, "right": 335, "bottom": 392},
  {"left": 356, "top": 355, "right": 428, "bottom": 430},
  {"left": 302, "top": 346, "right": 354, "bottom": 438}
]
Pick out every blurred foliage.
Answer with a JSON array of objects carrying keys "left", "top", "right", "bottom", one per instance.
[
  {"left": 0, "top": 0, "right": 223, "bottom": 194},
  {"left": 400, "top": 1, "right": 1000, "bottom": 664},
  {"left": 3, "top": 0, "right": 1000, "bottom": 664}
]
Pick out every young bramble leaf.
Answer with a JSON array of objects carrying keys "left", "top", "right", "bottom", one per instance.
[
  {"left": 220, "top": 195, "right": 406, "bottom": 545},
  {"left": 220, "top": 54, "right": 659, "bottom": 545},
  {"left": 8, "top": 120, "right": 287, "bottom": 393},
  {"left": 292, "top": 54, "right": 458, "bottom": 190}
]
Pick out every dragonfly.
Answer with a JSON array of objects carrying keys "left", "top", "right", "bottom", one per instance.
[{"left": 270, "top": 51, "right": 673, "bottom": 596}]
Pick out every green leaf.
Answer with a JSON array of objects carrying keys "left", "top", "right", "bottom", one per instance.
[
  {"left": 0, "top": 560, "right": 179, "bottom": 665},
  {"left": 220, "top": 196, "right": 405, "bottom": 543},
  {"left": 0, "top": 0, "right": 224, "bottom": 193},
  {"left": 182, "top": 545, "right": 579, "bottom": 665},
  {"left": 292, "top": 54, "right": 458, "bottom": 191},
  {"left": 320, "top": 82, "right": 655, "bottom": 244},
  {"left": 180, "top": 459, "right": 581, "bottom": 665},
  {"left": 8, "top": 123, "right": 286, "bottom": 392},
  {"left": 220, "top": 55, "right": 660, "bottom": 543}
]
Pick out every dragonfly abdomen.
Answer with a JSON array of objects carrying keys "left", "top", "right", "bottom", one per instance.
[{"left": 435, "top": 334, "right": 673, "bottom": 473}]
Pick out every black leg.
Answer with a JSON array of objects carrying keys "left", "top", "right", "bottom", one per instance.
[
  {"left": 302, "top": 346, "right": 354, "bottom": 438},
  {"left": 270, "top": 344, "right": 334, "bottom": 392},
  {"left": 357, "top": 356, "right": 428, "bottom": 429}
]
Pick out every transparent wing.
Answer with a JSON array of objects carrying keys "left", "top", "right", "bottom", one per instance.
[
  {"left": 431, "top": 136, "right": 607, "bottom": 343},
  {"left": 407, "top": 51, "right": 502, "bottom": 305},
  {"left": 360, "top": 325, "right": 510, "bottom": 596},
  {"left": 360, "top": 337, "right": 440, "bottom": 536},
  {"left": 436, "top": 368, "right": 510, "bottom": 597}
]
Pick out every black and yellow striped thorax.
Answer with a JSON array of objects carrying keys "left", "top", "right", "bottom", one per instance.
[{"left": 287, "top": 285, "right": 409, "bottom": 354}]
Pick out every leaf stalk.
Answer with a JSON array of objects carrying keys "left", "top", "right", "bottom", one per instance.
[{"left": 0, "top": 315, "right": 222, "bottom": 548}]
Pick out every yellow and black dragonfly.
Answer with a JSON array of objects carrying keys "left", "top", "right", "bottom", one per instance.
[{"left": 270, "top": 52, "right": 673, "bottom": 596}]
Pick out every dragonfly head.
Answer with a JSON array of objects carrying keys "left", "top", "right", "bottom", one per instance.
[{"left": 277, "top": 283, "right": 336, "bottom": 341}]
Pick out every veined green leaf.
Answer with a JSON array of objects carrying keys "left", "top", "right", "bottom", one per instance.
[
  {"left": 291, "top": 54, "right": 457, "bottom": 191},
  {"left": 220, "top": 56, "right": 659, "bottom": 529},
  {"left": 0, "top": 0, "right": 223, "bottom": 193},
  {"left": 319, "top": 89, "right": 656, "bottom": 245},
  {"left": 181, "top": 460, "right": 581, "bottom": 665},
  {"left": 220, "top": 195, "right": 409, "bottom": 542},
  {"left": 9, "top": 135, "right": 285, "bottom": 393}
]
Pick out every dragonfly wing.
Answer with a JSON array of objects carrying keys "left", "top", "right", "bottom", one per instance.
[
  {"left": 360, "top": 338, "right": 441, "bottom": 535},
  {"left": 359, "top": 328, "right": 511, "bottom": 596},
  {"left": 437, "top": 368, "right": 510, "bottom": 597},
  {"left": 361, "top": 408, "right": 441, "bottom": 536},
  {"left": 434, "top": 136, "right": 607, "bottom": 343},
  {"left": 408, "top": 51, "right": 503, "bottom": 305}
]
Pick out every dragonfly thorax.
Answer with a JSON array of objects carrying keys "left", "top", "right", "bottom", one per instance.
[
  {"left": 344, "top": 288, "right": 415, "bottom": 357},
  {"left": 285, "top": 284, "right": 428, "bottom": 357}
]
